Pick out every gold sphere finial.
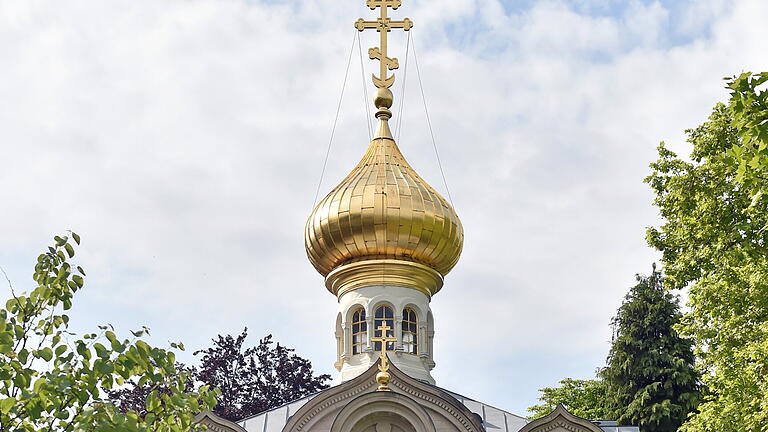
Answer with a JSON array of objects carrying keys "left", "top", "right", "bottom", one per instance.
[
  {"left": 374, "top": 88, "right": 394, "bottom": 121},
  {"left": 374, "top": 87, "right": 393, "bottom": 109},
  {"left": 376, "top": 370, "right": 391, "bottom": 391}
]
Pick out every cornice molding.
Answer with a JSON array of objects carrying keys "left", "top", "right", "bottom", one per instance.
[{"left": 326, "top": 259, "right": 444, "bottom": 298}]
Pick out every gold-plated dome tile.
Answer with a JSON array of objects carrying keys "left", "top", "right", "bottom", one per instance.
[{"left": 305, "top": 117, "right": 464, "bottom": 283}]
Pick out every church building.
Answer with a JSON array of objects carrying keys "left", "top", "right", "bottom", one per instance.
[{"left": 196, "top": 2, "right": 639, "bottom": 432}]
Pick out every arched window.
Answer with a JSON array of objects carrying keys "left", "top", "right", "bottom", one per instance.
[
  {"left": 402, "top": 308, "right": 418, "bottom": 354},
  {"left": 351, "top": 308, "right": 367, "bottom": 354},
  {"left": 373, "top": 305, "right": 395, "bottom": 351}
]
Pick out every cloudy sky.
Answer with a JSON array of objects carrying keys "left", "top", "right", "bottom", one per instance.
[{"left": 1, "top": 0, "right": 766, "bottom": 416}]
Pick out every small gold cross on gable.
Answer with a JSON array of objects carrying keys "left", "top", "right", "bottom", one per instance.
[
  {"left": 372, "top": 320, "right": 397, "bottom": 352},
  {"left": 371, "top": 319, "right": 398, "bottom": 391},
  {"left": 355, "top": 0, "right": 413, "bottom": 89}
]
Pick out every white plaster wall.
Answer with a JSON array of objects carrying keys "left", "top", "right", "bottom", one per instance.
[{"left": 336, "top": 285, "right": 435, "bottom": 384}]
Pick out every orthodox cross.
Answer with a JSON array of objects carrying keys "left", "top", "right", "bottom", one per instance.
[
  {"left": 355, "top": 0, "right": 413, "bottom": 89},
  {"left": 371, "top": 320, "right": 397, "bottom": 391}
]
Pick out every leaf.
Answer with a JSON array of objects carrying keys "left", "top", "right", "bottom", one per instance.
[
  {"left": 72, "top": 232, "right": 81, "bottom": 245},
  {"left": 105, "top": 330, "right": 118, "bottom": 344},
  {"left": 33, "top": 377, "right": 47, "bottom": 392},
  {"left": 106, "top": 330, "right": 124, "bottom": 352},
  {"left": 94, "top": 359, "right": 114, "bottom": 374},
  {"left": 18, "top": 348, "right": 29, "bottom": 364},
  {"left": 76, "top": 342, "right": 91, "bottom": 360},
  {"left": 13, "top": 373, "right": 29, "bottom": 388},
  {"left": 0, "top": 397, "right": 15, "bottom": 414},
  {"left": 38, "top": 347, "right": 53, "bottom": 362},
  {"left": 64, "top": 243, "right": 75, "bottom": 258},
  {"left": 94, "top": 342, "right": 109, "bottom": 360},
  {"left": 146, "top": 390, "right": 161, "bottom": 412},
  {"left": 55, "top": 345, "right": 67, "bottom": 356}
]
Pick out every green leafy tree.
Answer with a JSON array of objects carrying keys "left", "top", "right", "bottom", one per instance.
[
  {"left": 726, "top": 72, "right": 768, "bottom": 193},
  {"left": 0, "top": 233, "right": 218, "bottom": 431},
  {"left": 599, "top": 267, "right": 699, "bottom": 431},
  {"left": 646, "top": 101, "right": 768, "bottom": 431},
  {"left": 105, "top": 362, "right": 195, "bottom": 418},
  {"left": 527, "top": 378, "right": 610, "bottom": 420}
]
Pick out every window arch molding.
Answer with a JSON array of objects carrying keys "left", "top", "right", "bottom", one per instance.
[
  {"left": 344, "top": 301, "right": 367, "bottom": 324},
  {"left": 400, "top": 303, "right": 425, "bottom": 322},
  {"left": 367, "top": 299, "right": 398, "bottom": 317}
]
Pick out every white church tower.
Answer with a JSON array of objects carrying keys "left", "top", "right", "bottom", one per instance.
[
  {"left": 304, "top": 97, "right": 463, "bottom": 384},
  {"left": 304, "top": 10, "right": 463, "bottom": 382}
]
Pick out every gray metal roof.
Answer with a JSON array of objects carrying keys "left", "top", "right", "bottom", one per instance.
[
  {"left": 235, "top": 385, "right": 529, "bottom": 432},
  {"left": 592, "top": 420, "right": 640, "bottom": 432},
  {"left": 235, "top": 388, "right": 638, "bottom": 432},
  {"left": 439, "top": 388, "right": 528, "bottom": 432},
  {"left": 237, "top": 393, "right": 318, "bottom": 432}
]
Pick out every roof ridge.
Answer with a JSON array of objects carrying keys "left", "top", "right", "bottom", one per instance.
[
  {"left": 235, "top": 388, "right": 331, "bottom": 423},
  {"left": 435, "top": 385, "right": 528, "bottom": 421}
]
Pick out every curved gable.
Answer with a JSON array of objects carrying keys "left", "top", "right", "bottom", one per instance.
[
  {"left": 283, "top": 363, "right": 377, "bottom": 432},
  {"left": 193, "top": 410, "right": 249, "bottom": 432},
  {"left": 389, "top": 370, "right": 485, "bottom": 432},
  {"left": 283, "top": 358, "right": 485, "bottom": 432},
  {"left": 519, "top": 405, "right": 603, "bottom": 432}
]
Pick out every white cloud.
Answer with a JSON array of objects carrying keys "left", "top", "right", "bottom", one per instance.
[
  {"left": 0, "top": 0, "right": 765, "bottom": 416},
  {"left": 624, "top": 1, "right": 669, "bottom": 48}
]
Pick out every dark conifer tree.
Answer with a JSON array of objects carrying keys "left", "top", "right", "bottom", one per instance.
[{"left": 600, "top": 266, "right": 699, "bottom": 431}]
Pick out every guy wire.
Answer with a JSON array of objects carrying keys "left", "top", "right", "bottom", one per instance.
[
  {"left": 395, "top": 31, "right": 411, "bottom": 142},
  {"left": 312, "top": 31, "right": 357, "bottom": 208},
  {"left": 357, "top": 32, "right": 374, "bottom": 140},
  {"left": 412, "top": 35, "right": 455, "bottom": 207}
]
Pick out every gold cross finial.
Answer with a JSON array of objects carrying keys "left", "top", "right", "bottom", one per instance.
[
  {"left": 355, "top": 0, "right": 413, "bottom": 91},
  {"left": 371, "top": 320, "right": 397, "bottom": 391}
]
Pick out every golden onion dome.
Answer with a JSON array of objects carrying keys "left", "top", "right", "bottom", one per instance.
[{"left": 305, "top": 89, "right": 463, "bottom": 297}]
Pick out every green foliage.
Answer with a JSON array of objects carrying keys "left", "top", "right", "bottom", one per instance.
[
  {"left": 646, "top": 102, "right": 768, "bottom": 431},
  {"left": 599, "top": 268, "right": 699, "bottom": 431},
  {"left": 0, "top": 234, "right": 218, "bottom": 431},
  {"left": 527, "top": 378, "right": 611, "bottom": 420},
  {"left": 108, "top": 330, "right": 331, "bottom": 422},
  {"left": 726, "top": 72, "right": 768, "bottom": 192}
]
